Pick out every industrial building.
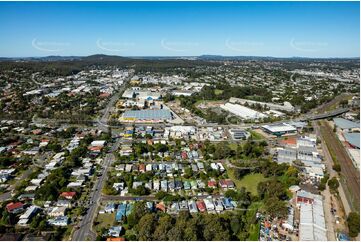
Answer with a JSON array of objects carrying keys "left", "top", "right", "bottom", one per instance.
[
  {"left": 333, "top": 118, "right": 360, "bottom": 131},
  {"left": 220, "top": 103, "right": 268, "bottom": 120},
  {"left": 343, "top": 132, "right": 360, "bottom": 149},
  {"left": 262, "top": 123, "right": 297, "bottom": 136},
  {"left": 120, "top": 109, "right": 173, "bottom": 123},
  {"left": 229, "top": 97, "right": 295, "bottom": 112},
  {"left": 122, "top": 87, "right": 162, "bottom": 101},
  {"left": 299, "top": 195, "right": 327, "bottom": 241}
]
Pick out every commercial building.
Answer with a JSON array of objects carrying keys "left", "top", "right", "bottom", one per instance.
[
  {"left": 262, "top": 123, "right": 297, "bottom": 136},
  {"left": 122, "top": 87, "right": 162, "bottom": 101},
  {"left": 120, "top": 109, "right": 172, "bottom": 123}
]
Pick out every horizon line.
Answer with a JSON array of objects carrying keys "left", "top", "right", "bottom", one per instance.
[{"left": 1, "top": 54, "right": 360, "bottom": 59}]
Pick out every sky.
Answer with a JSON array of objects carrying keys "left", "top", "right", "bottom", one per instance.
[{"left": 0, "top": 1, "right": 359, "bottom": 58}]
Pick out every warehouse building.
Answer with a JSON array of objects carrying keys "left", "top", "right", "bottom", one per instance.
[
  {"left": 120, "top": 109, "right": 173, "bottom": 123},
  {"left": 299, "top": 195, "right": 327, "bottom": 241},
  {"left": 122, "top": 87, "right": 162, "bottom": 100},
  {"left": 220, "top": 103, "right": 267, "bottom": 120},
  {"left": 343, "top": 132, "right": 360, "bottom": 149},
  {"left": 262, "top": 123, "right": 297, "bottom": 136},
  {"left": 229, "top": 97, "right": 295, "bottom": 112},
  {"left": 333, "top": 118, "right": 360, "bottom": 131}
]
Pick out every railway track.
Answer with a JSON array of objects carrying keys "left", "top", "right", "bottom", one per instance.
[{"left": 320, "top": 122, "right": 360, "bottom": 211}]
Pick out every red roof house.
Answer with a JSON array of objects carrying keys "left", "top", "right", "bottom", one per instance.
[
  {"left": 60, "top": 191, "right": 76, "bottom": 200},
  {"left": 6, "top": 202, "right": 24, "bottom": 213},
  {"left": 139, "top": 164, "right": 146, "bottom": 173},
  {"left": 196, "top": 200, "right": 206, "bottom": 212},
  {"left": 207, "top": 180, "right": 217, "bottom": 188},
  {"left": 155, "top": 202, "right": 166, "bottom": 212}
]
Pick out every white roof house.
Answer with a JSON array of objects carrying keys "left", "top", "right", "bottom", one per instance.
[
  {"left": 91, "top": 140, "right": 106, "bottom": 147},
  {"left": 204, "top": 198, "right": 215, "bottom": 211},
  {"left": 146, "top": 164, "right": 153, "bottom": 171},
  {"left": 20, "top": 206, "right": 40, "bottom": 220},
  {"left": 48, "top": 206, "right": 67, "bottom": 217}
]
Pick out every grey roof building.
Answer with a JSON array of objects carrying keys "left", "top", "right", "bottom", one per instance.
[
  {"left": 344, "top": 132, "right": 360, "bottom": 149},
  {"left": 334, "top": 118, "right": 359, "bottom": 130},
  {"left": 122, "top": 109, "right": 172, "bottom": 121}
]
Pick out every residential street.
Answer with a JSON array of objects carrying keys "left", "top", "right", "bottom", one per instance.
[{"left": 71, "top": 78, "right": 130, "bottom": 241}]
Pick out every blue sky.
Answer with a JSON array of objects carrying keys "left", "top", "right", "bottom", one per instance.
[{"left": 0, "top": 1, "right": 359, "bottom": 57}]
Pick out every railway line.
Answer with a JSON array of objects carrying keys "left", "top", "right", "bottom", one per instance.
[{"left": 319, "top": 121, "right": 360, "bottom": 211}]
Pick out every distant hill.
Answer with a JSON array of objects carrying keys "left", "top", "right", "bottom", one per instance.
[
  {"left": 0, "top": 54, "right": 358, "bottom": 76},
  {"left": 0, "top": 54, "right": 219, "bottom": 76}
]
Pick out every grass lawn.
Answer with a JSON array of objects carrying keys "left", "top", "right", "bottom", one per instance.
[
  {"left": 228, "top": 171, "right": 268, "bottom": 196},
  {"left": 214, "top": 89, "right": 224, "bottom": 95},
  {"left": 94, "top": 213, "right": 116, "bottom": 232},
  {"left": 229, "top": 143, "right": 238, "bottom": 151},
  {"left": 249, "top": 130, "right": 265, "bottom": 140},
  {"left": 248, "top": 222, "right": 260, "bottom": 241}
]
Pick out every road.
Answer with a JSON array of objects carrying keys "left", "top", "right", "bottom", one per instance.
[
  {"left": 101, "top": 193, "right": 223, "bottom": 202},
  {"left": 2, "top": 103, "right": 349, "bottom": 134},
  {"left": 72, "top": 77, "right": 131, "bottom": 241},
  {"left": 72, "top": 137, "right": 122, "bottom": 241}
]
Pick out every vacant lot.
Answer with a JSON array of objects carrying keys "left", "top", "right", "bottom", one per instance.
[
  {"left": 94, "top": 212, "right": 116, "bottom": 232},
  {"left": 228, "top": 172, "right": 268, "bottom": 196}
]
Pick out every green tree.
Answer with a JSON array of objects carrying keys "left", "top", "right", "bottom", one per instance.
[
  {"left": 257, "top": 179, "right": 287, "bottom": 200},
  {"left": 127, "top": 202, "right": 148, "bottom": 228},
  {"left": 347, "top": 212, "right": 360, "bottom": 237},
  {"left": 153, "top": 215, "right": 173, "bottom": 240},
  {"left": 155, "top": 191, "right": 169, "bottom": 200},
  {"left": 328, "top": 177, "right": 339, "bottom": 192},
  {"left": 136, "top": 213, "right": 157, "bottom": 240},
  {"left": 264, "top": 197, "right": 288, "bottom": 218},
  {"left": 202, "top": 215, "right": 231, "bottom": 241}
]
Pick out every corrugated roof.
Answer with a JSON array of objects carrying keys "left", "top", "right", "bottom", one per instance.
[
  {"left": 299, "top": 196, "right": 327, "bottom": 241},
  {"left": 344, "top": 132, "right": 360, "bottom": 148},
  {"left": 122, "top": 109, "right": 172, "bottom": 120},
  {"left": 334, "top": 118, "right": 359, "bottom": 129}
]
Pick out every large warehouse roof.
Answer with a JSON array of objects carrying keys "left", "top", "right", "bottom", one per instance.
[
  {"left": 333, "top": 118, "right": 359, "bottom": 129},
  {"left": 344, "top": 132, "right": 360, "bottom": 148},
  {"left": 262, "top": 123, "right": 297, "bottom": 133},
  {"left": 122, "top": 109, "right": 172, "bottom": 120},
  {"left": 220, "top": 103, "right": 267, "bottom": 120},
  {"left": 299, "top": 195, "right": 327, "bottom": 241}
]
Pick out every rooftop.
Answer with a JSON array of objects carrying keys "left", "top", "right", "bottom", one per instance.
[
  {"left": 344, "top": 132, "right": 360, "bottom": 149},
  {"left": 334, "top": 118, "right": 359, "bottom": 129},
  {"left": 122, "top": 109, "right": 172, "bottom": 120}
]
